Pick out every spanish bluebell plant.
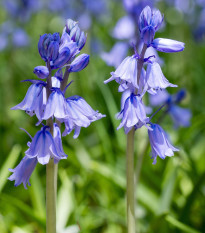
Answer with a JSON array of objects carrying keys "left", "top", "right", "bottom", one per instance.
[
  {"left": 8, "top": 19, "right": 105, "bottom": 233},
  {"left": 104, "top": 6, "right": 185, "bottom": 233}
]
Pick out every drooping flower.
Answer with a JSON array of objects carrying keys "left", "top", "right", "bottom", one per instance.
[
  {"left": 60, "top": 96, "right": 105, "bottom": 138},
  {"left": 43, "top": 88, "right": 68, "bottom": 120},
  {"left": 25, "top": 125, "right": 67, "bottom": 165},
  {"left": 148, "top": 123, "right": 179, "bottom": 164},
  {"left": 116, "top": 93, "right": 147, "bottom": 133},
  {"left": 104, "top": 55, "right": 145, "bottom": 89},
  {"left": 11, "top": 81, "right": 47, "bottom": 121},
  {"left": 145, "top": 62, "right": 177, "bottom": 93},
  {"left": 8, "top": 155, "right": 38, "bottom": 189}
]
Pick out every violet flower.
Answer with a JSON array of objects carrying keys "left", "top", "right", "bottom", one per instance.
[
  {"left": 43, "top": 88, "right": 68, "bottom": 120},
  {"left": 11, "top": 81, "right": 46, "bottom": 121},
  {"left": 8, "top": 156, "right": 38, "bottom": 189},
  {"left": 148, "top": 123, "right": 179, "bottom": 164},
  {"left": 25, "top": 125, "right": 67, "bottom": 165},
  {"left": 61, "top": 96, "right": 105, "bottom": 138},
  {"left": 116, "top": 93, "right": 147, "bottom": 133}
]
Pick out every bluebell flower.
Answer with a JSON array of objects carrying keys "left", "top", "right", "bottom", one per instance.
[
  {"left": 8, "top": 155, "right": 38, "bottom": 189},
  {"left": 69, "top": 54, "right": 89, "bottom": 72},
  {"left": 116, "top": 93, "right": 147, "bottom": 133},
  {"left": 138, "top": 6, "right": 163, "bottom": 45},
  {"left": 33, "top": 66, "right": 49, "bottom": 79},
  {"left": 11, "top": 81, "right": 46, "bottom": 121},
  {"left": 149, "top": 89, "right": 170, "bottom": 106},
  {"left": 104, "top": 55, "right": 145, "bottom": 89},
  {"left": 61, "top": 96, "right": 105, "bottom": 138},
  {"left": 25, "top": 125, "right": 67, "bottom": 165},
  {"left": 100, "top": 42, "right": 129, "bottom": 68},
  {"left": 148, "top": 123, "right": 179, "bottom": 164},
  {"left": 43, "top": 88, "right": 68, "bottom": 120},
  {"left": 145, "top": 62, "right": 177, "bottom": 93},
  {"left": 151, "top": 38, "right": 185, "bottom": 53}
]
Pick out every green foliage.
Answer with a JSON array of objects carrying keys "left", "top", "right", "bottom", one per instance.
[{"left": 0, "top": 2, "right": 205, "bottom": 233}]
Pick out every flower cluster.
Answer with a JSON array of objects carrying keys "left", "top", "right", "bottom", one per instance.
[
  {"left": 9, "top": 19, "right": 105, "bottom": 188},
  {"left": 104, "top": 6, "right": 185, "bottom": 164}
]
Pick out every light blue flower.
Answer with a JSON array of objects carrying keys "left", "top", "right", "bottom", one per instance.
[{"left": 148, "top": 123, "right": 179, "bottom": 164}]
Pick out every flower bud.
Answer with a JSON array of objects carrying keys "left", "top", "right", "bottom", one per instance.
[
  {"left": 38, "top": 33, "right": 60, "bottom": 62},
  {"left": 33, "top": 66, "right": 49, "bottom": 79},
  {"left": 151, "top": 38, "right": 185, "bottom": 53},
  {"left": 65, "top": 19, "right": 77, "bottom": 34},
  {"left": 69, "top": 54, "right": 89, "bottom": 72},
  {"left": 141, "top": 26, "right": 155, "bottom": 45},
  {"left": 50, "top": 48, "right": 70, "bottom": 69}
]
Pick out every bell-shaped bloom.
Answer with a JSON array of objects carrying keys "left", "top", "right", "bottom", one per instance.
[
  {"left": 145, "top": 62, "right": 177, "bottom": 93},
  {"left": 33, "top": 66, "right": 49, "bottom": 79},
  {"left": 69, "top": 54, "right": 89, "bottom": 72},
  {"left": 168, "top": 105, "right": 191, "bottom": 128},
  {"left": 61, "top": 96, "right": 105, "bottom": 138},
  {"left": 112, "top": 16, "right": 135, "bottom": 40},
  {"left": 8, "top": 155, "right": 38, "bottom": 189},
  {"left": 138, "top": 6, "right": 163, "bottom": 45},
  {"left": 100, "top": 42, "right": 129, "bottom": 68},
  {"left": 116, "top": 93, "right": 147, "bottom": 133},
  {"left": 104, "top": 55, "right": 144, "bottom": 89},
  {"left": 11, "top": 81, "right": 46, "bottom": 121},
  {"left": 25, "top": 125, "right": 67, "bottom": 165},
  {"left": 151, "top": 38, "right": 185, "bottom": 53},
  {"left": 43, "top": 88, "right": 68, "bottom": 120},
  {"left": 148, "top": 123, "right": 179, "bottom": 164},
  {"left": 53, "top": 123, "right": 68, "bottom": 162}
]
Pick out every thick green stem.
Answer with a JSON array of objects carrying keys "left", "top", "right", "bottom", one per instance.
[
  {"left": 126, "top": 128, "right": 136, "bottom": 233},
  {"left": 46, "top": 160, "right": 58, "bottom": 233}
]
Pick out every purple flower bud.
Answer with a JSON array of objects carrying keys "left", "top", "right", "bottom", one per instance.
[
  {"left": 141, "top": 25, "right": 155, "bottom": 45},
  {"left": 64, "top": 19, "right": 87, "bottom": 50},
  {"left": 33, "top": 66, "right": 49, "bottom": 79},
  {"left": 138, "top": 6, "right": 152, "bottom": 32},
  {"left": 145, "top": 62, "right": 177, "bottom": 93},
  {"left": 151, "top": 38, "right": 185, "bottom": 53},
  {"left": 65, "top": 19, "right": 77, "bottom": 34},
  {"left": 38, "top": 33, "right": 60, "bottom": 62},
  {"left": 139, "top": 6, "right": 163, "bottom": 33},
  {"left": 50, "top": 48, "right": 70, "bottom": 69},
  {"left": 78, "top": 31, "right": 87, "bottom": 50},
  {"left": 148, "top": 123, "right": 179, "bottom": 164},
  {"left": 8, "top": 156, "right": 38, "bottom": 189},
  {"left": 69, "top": 54, "right": 89, "bottom": 72},
  {"left": 25, "top": 126, "right": 67, "bottom": 165}
]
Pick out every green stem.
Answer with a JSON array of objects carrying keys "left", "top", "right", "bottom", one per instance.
[
  {"left": 46, "top": 160, "right": 58, "bottom": 233},
  {"left": 45, "top": 61, "right": 57, "bottom": 233},
  {"left": 126, "top": 128, "right": 136, "bottom": 233}
]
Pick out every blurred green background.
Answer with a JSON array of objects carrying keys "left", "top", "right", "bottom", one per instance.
[{"left": 0, "top": 0, "right": 205, "bottom": 233}]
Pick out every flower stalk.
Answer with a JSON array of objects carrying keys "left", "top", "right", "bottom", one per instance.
[{"left": 126, "top": 127, "right": 136, "bottom": 233}]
